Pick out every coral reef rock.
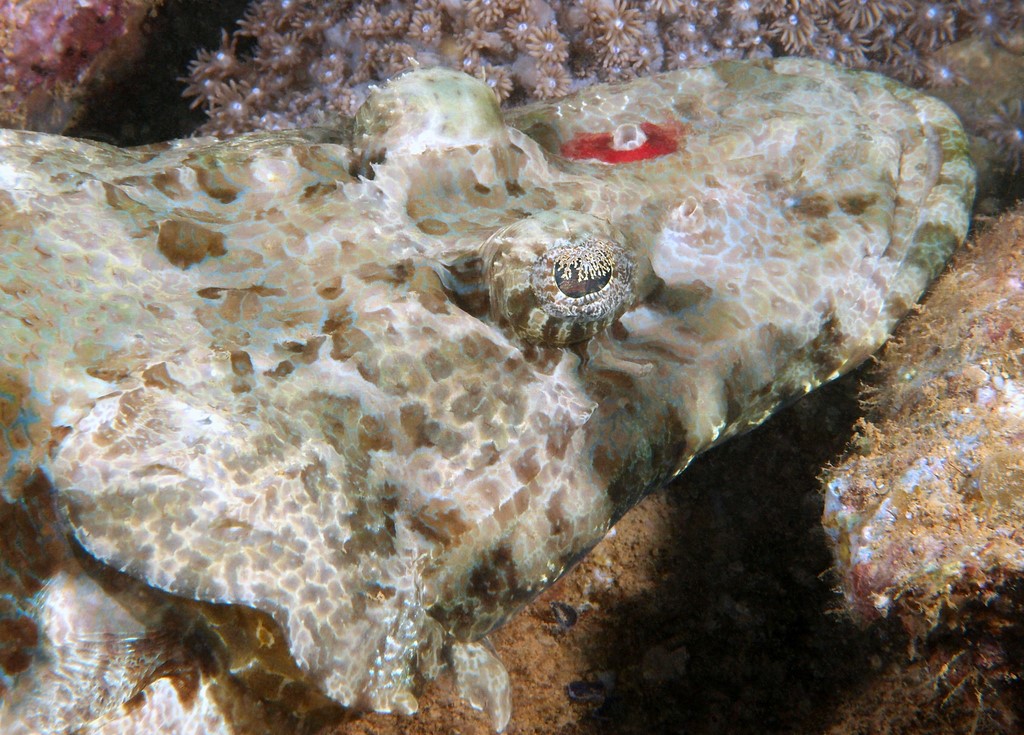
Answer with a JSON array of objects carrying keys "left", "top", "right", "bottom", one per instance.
[
  {"left": 0, "top": 60, "right": 973, "bottom": 732},
  {"left": 0, "top": 0, "right": 163, "bottom": 132},
  {"left": 823, "top": 204, "right": 1024, "bottom": 709}
]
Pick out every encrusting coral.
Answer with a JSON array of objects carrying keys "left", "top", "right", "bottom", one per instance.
[{"left": 182, "top": 0, "right": 1024, "bottom": 172}]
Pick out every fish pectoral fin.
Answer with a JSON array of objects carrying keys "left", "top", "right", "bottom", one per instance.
[{"left": 448, "top": 638, "right": 512, "bottom": 733}]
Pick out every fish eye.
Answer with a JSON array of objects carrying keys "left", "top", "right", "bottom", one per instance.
[{"left": 484, "top": 210, "right": 645, "bottom": 346}]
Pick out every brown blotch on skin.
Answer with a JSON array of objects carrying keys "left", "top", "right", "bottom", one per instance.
[
  {"left": 354, "top": 261, "right": 413, "bottom": 285},
  {"left": 344, "top": 491, "right": 399, "bottom": 557},
  {"left": 806, "top": 220, "right": 840, "bottom": 246},
  {"left": 409, "top": 501, "right": 472, "bottom": 546},
  {"left": 279, "top": 222, "right": 306, "bottom": 242},
  {"left": 530, "top": 188, "right": 557, "bottom": 211},
  {"left": 0, "top": 376, "right": 28, "bottom": 429},
  {"left": 410, "top": 272, "right": 451, "bottom": 315},
  {"left": 505, "top": 180, "right": 526, "bottom": 197},
  {"left": 471, "top": 442, "right": 501, "bottom": 469},
  {"left": 355, "top": 360, "right": 380, "bottom": 385},
  {"left": 278, "top": 336, "right": 324, "bottom": 364},
  {"left": 167, "top": 665, "right": 202, "bottom": 708},
  {"left": 265, "top": 360, "right": 295, "bottom": 378},
  {"left": 519, "top": 343, "right": 567, "bottom": 374},
  {"left": 157, "top": 220, "right": 226, "bottom": 269},
  {"left": 493, "top": 496, "right": 517, "bottom": 527},
  {"left": 908, "top": 221, "right": 958, "bottom": 258},
  {"left": 467, "top": 544, "right": 520, "bottom": 606},
  {"left": 791, "top": 193, "right": 832, "bottom": 219},
  {"left": 461, "top": 332, "right": 504, "bottom": 363},
  {"left": 417, "top": 218, "right": 450, "bottom": 236},
  {"left": 144, "top": 303, "right": 174, "bottom": 319},
  {"left": 317, "top": 394, "right": 360, "bottom": 456},
  {"left": 0, "top": 472, "right": 67, "bottom": 602},
  {"left": 545, "top": 488, "right": 570, "bottom": 538},
  {"left": 102, "top": 182, "right": 141, "bottom": 213},
  {"left": 513, "top": 449, "right": 540, "bottom": 484},
  {"left": 200, "top": 284, "right": 286, "bottom": 301},
  {"left": 45, "top": 425, "right": 72, "bottom": 457},
  {"left": 406, "top": 196, "right": 433, "bottom": 221},
  {"left": 122, "top": 689, "right": 148, "bottom": 716},
  {"left": 316, "top": 278, "right": 343, "bottom": 300},
  {"left": 0, "top": 616, "right": 38, "bottom": 676},
  {"left": 85, "top": 365, "right": 131, "bottom": 383},
  {"left": 755, "top": 171, "right": 786, "bottom": 193},
  {"left": 517, "top": 122, "right": 560, "bottom": 154},
  {"left": 192, "top": 165, "right": 241, "bottom": 204},
  {"left": 294, "top": 142, "right": 354, "bottom": 179},
  {"left": 325, "top": 312, "right": 372, "bottom": 362},
  {"left": 357, "top": 414, "right": 393, "bottom": 452},
  {"left": 838, "top": 192, "right": 879, "bottom": 216},
  {"left": 447, "top": 255, "right": 484, "bottom": 287},
  {"left": 130, "top": 146, "right": 166, "bottom": 164},
  {"left": 173, "top": 207, "right": 225, "bottom": 225},
  {"left": 400, "top": 403, "right": 433, "bottom": 448},
  {"left": 141, "top": 362, "right": 184, "bottom": 390},
  {"left": 401, "top": 404, "right": 464, "bottom": 457},
  {"left": 465, "top": 178, "right": 506, "bottom": 209},
  {"left": 301, "top": 182, "right": 336, "bottom": 200},
  {"left": 545, "top": 424, "right": 573, "bottom": 460},
  {"left": 230, "top": 351, "right": 254, "bottom": 376},
  {"left": 423, "top": 349, "right": 454, "bottom": 381},
  {"left": 450, "top": 384, "right": 488, "bottom": 424},
  {"left": 298, "top": 459, "right": 328, "bottom": 503},
  {"left": 723, "top": 361, "right": 751, "bottom": 427},
  {"left": 804, "top": 311, "right": 849, "bottom": 378},
  {"left": 147, "top": 169, "right": 190, "bottom": 200}
]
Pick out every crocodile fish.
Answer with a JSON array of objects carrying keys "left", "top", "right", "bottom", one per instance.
[{"left": 0, "top": 59, "right": 974, "bottom": 732}]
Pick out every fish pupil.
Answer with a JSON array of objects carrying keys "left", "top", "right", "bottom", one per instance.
[{"left": 553, "top": 254, "right": 612, "bottom": 298}]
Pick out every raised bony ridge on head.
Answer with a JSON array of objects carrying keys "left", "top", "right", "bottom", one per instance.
[
  {"left": 352, "top": 67, "right": 510, "bottom": 167},
  {"left": 484, "top": 209, "right": 651, "bottom": 346}
]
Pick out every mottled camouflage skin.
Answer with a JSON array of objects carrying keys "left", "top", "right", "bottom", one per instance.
[{"left": 0, "top": 59, "right": 973, "bottom": 732}]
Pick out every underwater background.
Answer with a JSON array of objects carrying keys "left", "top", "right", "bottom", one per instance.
[{"left": 2, "top": 1, "right": 1023, "bottom": 733}]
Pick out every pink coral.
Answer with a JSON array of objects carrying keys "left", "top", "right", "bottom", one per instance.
[{"left": 1, "top": 0, "right": 159, "bottom": 132}]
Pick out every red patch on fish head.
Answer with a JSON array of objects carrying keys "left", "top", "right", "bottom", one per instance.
[{"left": 559, "top": 121, "right": 684, "bottom": 164}]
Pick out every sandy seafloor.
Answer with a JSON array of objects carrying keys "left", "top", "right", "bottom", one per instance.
[{"left": 21, "top": 8, "right": 1024, "bottom": 733}]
